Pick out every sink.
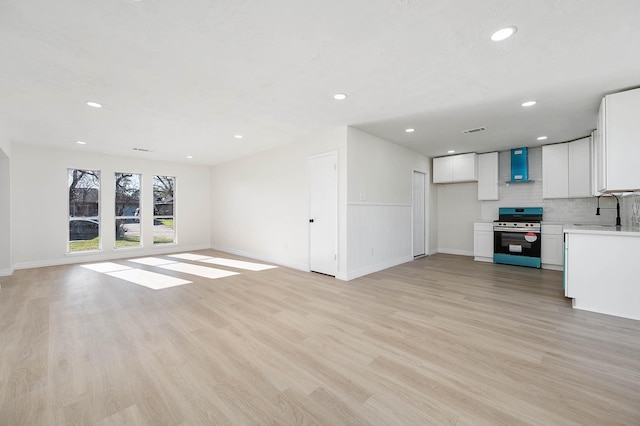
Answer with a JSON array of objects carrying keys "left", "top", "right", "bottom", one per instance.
[{"left": 572, "top": 223, "right": 617, "bottom": 227}]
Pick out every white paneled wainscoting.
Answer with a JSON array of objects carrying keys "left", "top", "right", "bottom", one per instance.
[{"left": 345, "top": 203, "right": 413, "bottom": 280}]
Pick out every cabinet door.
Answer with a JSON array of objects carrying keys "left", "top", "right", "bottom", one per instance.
[
  {"left": 590, "top": 131, "right": 602, "bottom": 196},
  {"left": 433, "top": 156, "right": 453, "bottom": 183},
  {"left": 568, "top": 138, "right": 591, "bottom": 198},
  {"left": 596, "top": 98, "right": 607, "bottom": 192},
  {"left": 452, "top": 153, "right": 478, "bottom": 182},
  {"left": 602, "top": 88, "right": 640, "bottom": 191},
  {"left": 474, "top": 229, "right": 494, "bottom": 259},
  {"left": 542, "top": 144, "right": 569, "bottom": 199},
  {"left": 541, "top": 231, "right": 563, "bottom": 266},
  {"left": 477, "top": 152, "right": 499, "bottom": 200}
]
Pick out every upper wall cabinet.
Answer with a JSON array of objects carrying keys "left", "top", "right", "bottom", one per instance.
[
  {"left": 477, "top": 152, "right": 499, "bottom": 200},
  {"left": 596, "top": 88, "right": 640, "bottom": 192},
  {"left": 542, "top": 138, "right": 591, "bottom": 199},
  {"left": 433, "top": 153, "right": 478, "bottom": 184}
]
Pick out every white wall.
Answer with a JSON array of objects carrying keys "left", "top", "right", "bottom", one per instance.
[
  {"left": 0, "top": 144, "right": 11, "bottom": 275},
  {"left": 346, "top": 127, "right": 432, "bottom": 279},
  {"left": 436, "top": 182, "right": 481, "bottom": 256},
  {"left": 210, "top": 127, "right": 347, "bottom": 273},
  {"left": 11, "top": 143, "right": 211, "bottom": 269}
]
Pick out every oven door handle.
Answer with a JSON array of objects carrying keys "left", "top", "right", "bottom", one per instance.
[{"left": 494, "top": 228, "right": 540, "bottom": 233}]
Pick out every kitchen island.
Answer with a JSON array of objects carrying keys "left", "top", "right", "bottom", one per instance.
[{"left": 564, "top": 225, "right": 640, "bottom": 321}]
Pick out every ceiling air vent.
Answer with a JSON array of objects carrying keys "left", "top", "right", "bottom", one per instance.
[{"left": 462, "top": 126, "right": 487, "bottom": 134}]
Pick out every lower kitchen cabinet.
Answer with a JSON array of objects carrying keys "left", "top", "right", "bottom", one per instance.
[
  {"left": 541, "top": 224, "right": 564, "bottom": 269},
  {"left": 473, "top": 222, "right": 494, "bottom": 262},
  {"left": 564, "top": 229, "right": 640, "bottom": 320}
]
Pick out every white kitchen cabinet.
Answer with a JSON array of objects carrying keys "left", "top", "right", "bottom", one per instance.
[
  {"left": 473, "top": 222, "right": 494, "bottom": 262},
  {"left": 433, "top": 153, "right": 478, "bottom": 183},
  {"left": 568, "top": 138, "right": 591, "bottom": 197},
  {"left": 590, "top": 130, "right": 602, "bottom": 197},
  {"left": 542, "top": 138, "right": 591, "bottom": 199},
  {"left": 565, "top": 229, "right": 640, "bottom": 320},
  {"left": 542, "top": 144, "right": 569, "bottom": 199},
  {"left": 541, "top": 224, "right": 564, "bottom": 269},
  {"left": 596, "top": 88, "right": 640, "bottom": 192},
  {"left": 477, "top": 152, "right": 499, "bottom": 200}
]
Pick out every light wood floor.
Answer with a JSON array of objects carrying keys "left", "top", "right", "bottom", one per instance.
[{"left": 1, "top": 252, "right": 639, "bottom": 425}]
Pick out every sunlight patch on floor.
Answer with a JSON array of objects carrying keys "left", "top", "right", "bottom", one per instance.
[
  {"left": 157, "top": 262, "right": 239, "bottom": 279},
  {"left": 80, "top": 253, "right": 273, "bottom": 290},
  {"left": 81, "top": 262, "right": 132, "bottom": 273},
  {"left": 106, "top": 269, "right": 192, "bottom": 290},
  {"left": 128, "top": 257, "right": 177, "bottom": 266},
  {"left": 201, "top": 257, "right": 277, "bottom": 271}
]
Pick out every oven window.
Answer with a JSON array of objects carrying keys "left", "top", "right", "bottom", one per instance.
[{"left": 494, "top": 231, "right": 541, "bottom": 257}]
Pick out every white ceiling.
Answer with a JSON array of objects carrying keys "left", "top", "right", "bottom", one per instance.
[{"left": 1, "top": 0, "right": 639, "bottom": 165}]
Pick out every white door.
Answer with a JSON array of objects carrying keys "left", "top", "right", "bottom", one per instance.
[
  {"left": 413, "top": 171, "right": 426, "bottom": 257},
  {"left": 309, "top": 152, "right": 337, "bottom": 276}
]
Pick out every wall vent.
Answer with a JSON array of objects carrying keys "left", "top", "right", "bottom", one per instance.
[{"left": 462, "top": 126, "right": 486, "bottom": 134}]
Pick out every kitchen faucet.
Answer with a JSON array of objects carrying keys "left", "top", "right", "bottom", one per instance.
[{"left": 596, "top": 194, "right": 621, "bottom": 227}]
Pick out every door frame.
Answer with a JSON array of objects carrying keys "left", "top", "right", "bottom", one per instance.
[
  {"left": 308, "top": 151, "right": 338, "bottom": 276},
  {"left": 412, "top": 169, "right": 430, "bottom": 258}
]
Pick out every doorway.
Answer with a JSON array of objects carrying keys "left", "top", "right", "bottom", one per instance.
[
  {"left": 413, "top": 170, "right": 428, "bottom": 258},
  {"left": 309, "top": 152, "right": 338, "bottom": 276}
]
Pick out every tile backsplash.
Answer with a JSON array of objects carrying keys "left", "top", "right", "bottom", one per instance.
[{"left": 480, "top": 147, "right": 640, "bottom": 226}]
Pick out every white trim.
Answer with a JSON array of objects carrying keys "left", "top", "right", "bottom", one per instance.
[
  {"left": 13, "top": 244, "right": 210, "bottom": 271},
  {"left": 210, "top": 244, "right": 308, "bottom": 272},
  {"left": 343, "top": 255, "right": 413, "bottom": 281},
  {"left": 542, "top": 263, "right": 563, "bottom": 271},
  {"left": 0, "top": 267, "right": 14, "bottom": 277}
]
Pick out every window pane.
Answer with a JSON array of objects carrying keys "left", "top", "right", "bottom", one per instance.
[
  {"left": 115, "top": 173, "right": 141, "bottom": 248},
  {"left": 153, "top": 175, "right": 175, "bottom": 244},
  {"left": 68, "top": 169, "right": 100, "bottom": 252}
]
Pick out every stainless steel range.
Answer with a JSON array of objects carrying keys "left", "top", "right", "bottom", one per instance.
[{"left": 493, "top": 207, "right": 543, "bottom": 268}]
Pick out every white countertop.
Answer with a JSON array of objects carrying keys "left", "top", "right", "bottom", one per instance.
[{"left": 564, "top": 224, "right": 640, "bottom": 236}]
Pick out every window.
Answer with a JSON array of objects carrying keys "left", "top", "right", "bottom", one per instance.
[
  {"left": 153, "top": 175, "right": 175, "bottom": 244},
  {"left": 115, "top": 173, "right": 141, "bottom": 248},
  {"left": 68, "top": 169, "right": 100, "bottom": 252}
]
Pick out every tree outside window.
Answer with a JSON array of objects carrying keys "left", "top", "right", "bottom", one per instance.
[
  {"left": 153, "top": 175, "right": 175, "bottom": 244},
  {"left": 68, "top": 169, "right": 100, "bottom": 252},
  {"left": 115, "top": 173, "right": 141, "bottom": 248}
]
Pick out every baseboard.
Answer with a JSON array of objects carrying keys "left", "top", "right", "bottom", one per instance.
[
  {"left": 474, "top": 256, "right": 493, "bottom": 263},
  {"left": 209, "top": 244, "right": 309, "bottom": 272},
  {"left": 13, "top": 244, "right": 211, "bottom": 271},
  {"left": 437, "top": 248, "right": 474, "bottom": 257},
  {"left": 542, "top": 263, "right": 563, "bottom": 271},
  {"left": 0, "top": 266, "right": 14, "bottom": 277},
  {"left": 345, "top": 255, "right": 413, "bottom": 281}
]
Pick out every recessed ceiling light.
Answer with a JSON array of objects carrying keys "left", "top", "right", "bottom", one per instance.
[
  {"left": 448, "top": 150, "right": 456, "bottom": 154},
  {"left": 537, "top": 136, "right": 548, "bottom": 140},
  {"left": 186, "top": 155, "right": 193, "bottom": 159},
  {"left": 405, "top": 128, "right": 415, "bottom": 133},
  {"left": 86, "top": 101, "right": 102, "bottom": 108},
  {"left": 490, "top": 26, "right": 517, "bottom": 41},
  {"left": 76, "top": 141, "right": 87, "bottom": 145},
  {"left": 333, "top": 93, "right": 347, "bottom": 100},
  {"left": 522, "top": 100, "right": 537, "bottom": 107},
  {"left": 234, "top": 134, "right": 243, "bottom": 139}
]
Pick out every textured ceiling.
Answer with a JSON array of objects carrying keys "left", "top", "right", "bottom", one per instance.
[{"left": 1, "top": 0, "right": 639, "bottom": 164}]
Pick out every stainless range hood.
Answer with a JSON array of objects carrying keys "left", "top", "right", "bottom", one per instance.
[{"left": 507, "top": 147, "right": 534, "bottom": 183}]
